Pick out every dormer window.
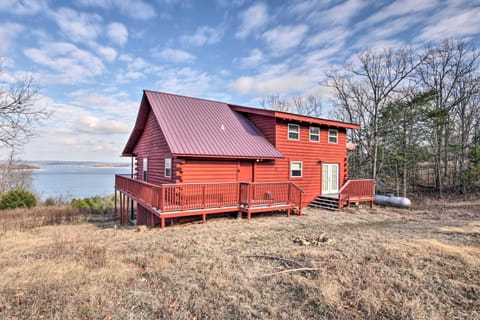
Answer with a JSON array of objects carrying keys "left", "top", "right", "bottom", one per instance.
[
  {"left": 328, "top": 129, "right": 338, "bottom": 144},
  {"left": 309, "top": 126, "right": 320, "bottom": 142},
  {"left": 288, "top": 124, "right": 300, "bottom": 140}
]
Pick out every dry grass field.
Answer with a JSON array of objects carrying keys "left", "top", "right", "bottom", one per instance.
[{"left": 0, "top": 199, "right": 479, "bottom": 319}]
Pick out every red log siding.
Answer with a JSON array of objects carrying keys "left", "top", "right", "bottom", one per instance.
[
  {"left": 134, "top": 109, "right": 173, "bottom": 185},
  {"left": 178, "top": 159, "right": 239, "bottom": 183},
  {"left": 259, "top": 120, "right": 348, "bottom": 205},
  {"left": 242, "top": 113, "right": 276, "bottom": 144}
]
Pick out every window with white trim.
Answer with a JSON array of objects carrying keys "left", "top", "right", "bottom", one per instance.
[
  {"left": 143, "top": 158, "right": 148, "bottom": 181},
  {"left": 288, "top": 124, "right": 300, "bottom": 140},
  {"left": 290, "top": 161, "right": 302, "bottom": 177},
  {"left": 165, "top": 158, "right": 172, "bottom": 178},
  {"left": 328, "top": 129, "right": 338, "bottom": 144},
  {"left": 309, "top": 126, "right": 320, "bottom": 142}
]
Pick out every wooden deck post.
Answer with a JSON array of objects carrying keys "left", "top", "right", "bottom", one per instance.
[
  {"left": 114, "top": 189, "right": 117, "bottom": 221},
  {"left": 202, "top": 213, "right": 206, "bottom": 224},
  {"left": 120, "top": 192, "right": 123, "bottom": 226},
  {"left": 247, "top": 210, "right": 251, "bottom": 222},
  {"left": 126, "top": 196, "right": 130, "bottom": 224},
  {"left": 161, "top": 217, "right": 165, "bottom": 229},
  {"left": 151, "top": 211, "right": 154, "bottom": 228},
  {"left": 287, "top": 207, "right": 290, "bottom": 218}
]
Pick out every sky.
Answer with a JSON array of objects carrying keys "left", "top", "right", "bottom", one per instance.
[{"left": 0, "top": 0, "right": 479, "bottom": 162}]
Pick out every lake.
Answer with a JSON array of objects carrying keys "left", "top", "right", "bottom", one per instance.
[{"left": 32, "top": 165, "right": 131, "bottom": 200}]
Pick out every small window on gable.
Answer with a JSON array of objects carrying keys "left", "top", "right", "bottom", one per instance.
[
  {"left": 290, "top": 161, "right": 302, "bottom": 177},
  {"left": 328, "top": 129, "right": 338, "bottom": 144},
  {"left": 288, "top": 124, "right": 300, "bottom": 140},
  {"left": 165, "top": 158, "right": 172, "bottom": 178},
  {"left": 143, "top": 158, "right": 148, "bottom": 181},
  {"left": 309, "top": 126, "right": 320, "bottom": 142}
]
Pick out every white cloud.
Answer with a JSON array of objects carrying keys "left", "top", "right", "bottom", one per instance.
[
  {"left": 23, "top": 42, "right": 105, "bottom": 83},
  {"left": 0, "top": 23, "right": 24, "bottom": 54},
  {"left": 362, "top": 0, "right": 439, "bottom": 26},
  {"left": 156, "top": 67, "right": 216, "bottom": 97},
  {"left": 417, "top": 7, "right": 480, "bottom": 42},
  {"left": 52, "top": 7, "right": 102, "bottom": 43},
  {"left": 95, "top": 45, "right": 117, "bottom": 62},
  {"left": 71, "top": 91, "right": 138, "bottom": 119},
  {"left": 157, "top": 48, "right": 196, "bottom": 64},
  {"left": 181, "top": 26, "right": 223, "bottom": 46},
  {"left": 262, "top": 24, "right": 309, "bottom": 53},
  {"left": 0, "top": 0, "right": 47, "bottom": 15},
  {"left": 77, "top": 115, "right": 130, "bottom": 134},
  {"left": 314, "top": 0, "right": 366, "bottom": 26},
  {"left": 107, "top": 22, "right": 128, "bottom": 46},
  {"left": 237, "top": 48, "right": 265, "bottom": 68},
  {"left": 216, "top": 0, "right": 245, "bottom": 7},
  {"left": 77, "top": 0, "right": 156, "bottom": 20},
  {"left": 306, "top": 26, "right": 350, "bottom": 48},
  {"left": 231, "top": 72, "right": 310, "bottom": 96},
  {"left": 235, "top": 3, "right": 269, "bottom": 38}
]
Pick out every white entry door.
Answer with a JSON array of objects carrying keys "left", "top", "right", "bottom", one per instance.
[{"left": 322, "top": 163, "right": 339, "bottom": 194}]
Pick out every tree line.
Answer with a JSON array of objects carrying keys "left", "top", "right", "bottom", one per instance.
[{"left": 263, "top": 39, "right": 480, "bottom": 197}]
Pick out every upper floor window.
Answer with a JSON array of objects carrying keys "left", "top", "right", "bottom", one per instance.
[
  {"left": 328, "top": 129, "right": 338, "bottom": 144},
  {"left": 290, "top": 161, "right": 302, "bottom": 177},
  {"left": 309, "top": 126, "right": 320, "bottom": 142},
  {"left": 288, "top": 124, "right": 300, "bottom": 140},
  {"left": 165, "top": 158, "right": 172, "bottom": 178}
]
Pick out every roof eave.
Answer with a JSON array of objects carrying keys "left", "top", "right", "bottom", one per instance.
[{"left": 173, "top": 153, "right": 284, "bottom": 160}]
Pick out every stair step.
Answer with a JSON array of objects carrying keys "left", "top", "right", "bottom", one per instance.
[
  {"left": 311, "top": 198, "right": 338, "bottom": 205},
  {"left": 309, "top": 203, "right": 339, "bottom": 211},
  {"left": 309, "top": 194, "right": 340, "bottom": 211}
]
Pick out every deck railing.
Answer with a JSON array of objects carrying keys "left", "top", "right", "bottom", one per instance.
[
  {"left": 115, "top": 175, "right": 303, "bottom": 213},
  {"left": 337, "top": 178, "right": 375, "bottom": 209}
]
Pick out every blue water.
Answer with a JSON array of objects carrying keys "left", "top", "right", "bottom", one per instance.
[{"left": 32, "top": 165, "right": 131, "bottom": 200}]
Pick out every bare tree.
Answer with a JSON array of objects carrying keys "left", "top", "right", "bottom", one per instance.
[
  {"left": 418, "top": 39, "right": 480, "bottom": 196},
  {"left": 0, "top": 70, "right": 49, "bottom": 148},
  {"left": 260, "top": 94, "right": 323, "bottom": 117},
  {"left": 0, "top": 144, "right": 33, "bottom": 194},
  {"left": 327, "top": 48, "right": 422, "bottom": 183},
  {"left": 0, "top": 64, "right": 49, "bottom": 194}
]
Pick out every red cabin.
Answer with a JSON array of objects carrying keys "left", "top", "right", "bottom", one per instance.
[{"left": 115, "top": 90, "right": 374, "bottom": 228}]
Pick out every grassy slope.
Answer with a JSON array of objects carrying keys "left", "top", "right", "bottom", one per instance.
[{"left": 0, "top": 202, "right": 479, "bottom": 319}]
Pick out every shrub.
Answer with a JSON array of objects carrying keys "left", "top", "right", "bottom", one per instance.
[
  {"left": 71, "top": 195, "right": 114, "bottom": 213},
  {"left": 71, "top": 199, "right": 89, "bottom": 210},
  {"left": 44, "top": 197, "right": 56, "bottom": 206},
  {"left": 0, "top": 189, "right": 37, "bottom": 210}
]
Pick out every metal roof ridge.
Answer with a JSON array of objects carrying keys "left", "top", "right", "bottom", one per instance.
[{"left": 143, "top": 89, "right": 230, "bottom": 107}]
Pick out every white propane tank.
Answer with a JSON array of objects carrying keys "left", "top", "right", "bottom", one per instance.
[{"left": 374, "top": 195, "right": 411, "bottom": 208}]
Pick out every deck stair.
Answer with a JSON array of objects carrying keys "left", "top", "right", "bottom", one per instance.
[{"left": 309, "top": 195, "right": 339, "bottom": 211}]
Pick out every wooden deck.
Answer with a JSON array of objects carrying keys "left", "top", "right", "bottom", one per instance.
[
  {"left": 115, "top": 175, "right": 303, "bottom": 228},
  {"left": 310, "top": 179, "right": 375, "bottom": 211}
]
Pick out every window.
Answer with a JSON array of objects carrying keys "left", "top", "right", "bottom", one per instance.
[
  {"left": 309, "top": 126, "right": 320, "bottom": 142},
  {"left": 328, "top": 129, "right": 338, "bottom": 144},
  {"left": 288, "top": 124, "right": 300, "bottom": 140},
  {"left": 165, "top": 158, "right": 172, "bottom": 178},
  {"left": 143, "top": 158, "right": 148, "bottom": 181},
  {"left": 290, "top": 161, "right": 302, "bottom": 177}
]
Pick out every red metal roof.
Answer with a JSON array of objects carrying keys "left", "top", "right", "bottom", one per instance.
[{"left": 123, "top": 91, "right": 284, "bottom": 159}]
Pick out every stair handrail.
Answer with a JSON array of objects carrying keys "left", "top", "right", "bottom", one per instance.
[{"left": 338, "top": 178, "right": 375, "bottom": 209}]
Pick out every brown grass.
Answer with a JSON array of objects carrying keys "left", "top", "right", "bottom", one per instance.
[{"left": 0, "top": 200, "right": 479, "bottom": 319}]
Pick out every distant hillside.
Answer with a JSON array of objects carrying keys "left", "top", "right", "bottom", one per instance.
[
  {"left": 0, "top": 163, "right": 40, "bottom": 170},
  {"left": 22, "top": 161, "right": 130, "bottom": 168}
]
